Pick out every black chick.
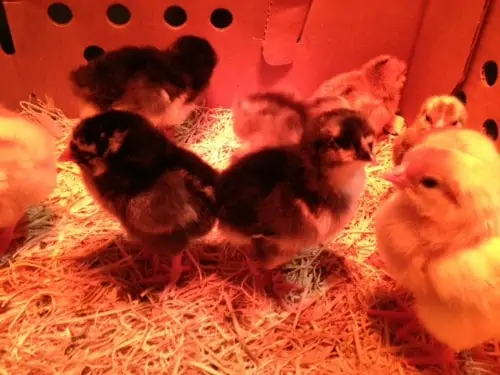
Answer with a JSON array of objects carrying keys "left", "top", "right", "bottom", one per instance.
[
  {"left": 70, "top": 35, "right": 218, "bottom": 132},
  {"left": 215, "top": 108, "right": 376, "bottom": 298},
  {"left": 59, "top": 110, "right": 218, "bottom": 288}
]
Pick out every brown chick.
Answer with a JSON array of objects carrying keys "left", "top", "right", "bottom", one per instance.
[
  {"left": 392, "top": 95, "right": 468, "bottom": 166},
  {"left": 216, "top": 108, "right": 376, "bottom": 299},
  {"left": 58, "top": 110, "right": 218, "bottom": 288},
  {"left": 0, "top": 107, "right": 57, "bottom": 254},
  {"left": 231, "top": 91, "right": 308, "bottom": 164},
  {"left": 70, "top": 35, "right": 218, "bottom": 135},
  {"left": 373, "top": 128, "right": 500, "bottom": 369},
  {"left": 306, "top": 94, "right": 351, "bottom": 118},
  {"left": 311, "top": 55, "right": 407, "bottom": 136}
]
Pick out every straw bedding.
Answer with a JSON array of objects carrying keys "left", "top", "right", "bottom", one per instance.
[{"left": 0, "top": 97, "right": 499, "bottom": 375}]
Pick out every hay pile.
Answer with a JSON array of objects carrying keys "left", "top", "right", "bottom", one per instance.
[{"left": 0, "top": 97, "right": 498, "bottom": 375}]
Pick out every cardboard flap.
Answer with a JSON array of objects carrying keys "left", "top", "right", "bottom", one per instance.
[{"left": 262, "top": 0, "right": 311, "bottom": 66}]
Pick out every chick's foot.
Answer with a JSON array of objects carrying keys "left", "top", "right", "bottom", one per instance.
[
  {"left": 166, "top": 252, "right": 191, "bottom": 288},
  {"left": 404, "top": 340, "right": 459, "bottom": 372},
  {"left": 368, "top": 296, "right": 422, "bottom": 342},
  {"left": 368, "top": 295, "right": 414, "bottom": 321}
]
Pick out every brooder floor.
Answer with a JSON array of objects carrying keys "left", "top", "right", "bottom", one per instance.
[{"left": 0, "top": 98, "right": 499, "bottom": 375}]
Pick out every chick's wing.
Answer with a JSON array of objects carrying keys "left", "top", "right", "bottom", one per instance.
[
  {"left": 216, "top": 148, "right": 318, "bottom": 238},
  {"left": 125, "top": 169, "right": 213, "bottom": 235},
  {"left": 427, "top": 237, "right": 500, "bottom": 312}
]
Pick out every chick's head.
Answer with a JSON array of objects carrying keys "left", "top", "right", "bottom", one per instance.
[
  {"left": 417, "top": 95, "right": 467, "bottom": 130},
  {"left": 60, "top": 110, "right": 168, "bottom": 177},
  {"left": 362, "top": 55, "right": 407, "bottom": 98},
  {"left": 382, "top": 128, "right": 500, "bottom": 224},
  {"left": 168, "top": 35, "right": 218, "bottom": 91},
  {"left": 304, "top": 108, "right": 376, "bottom": 167}
]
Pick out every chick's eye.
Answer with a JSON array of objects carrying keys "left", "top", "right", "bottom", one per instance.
[
  {"left": 425, "top": 114, "right": 433, "bottom": 124},
  {"left": 420, "top": 177, "right": 438, "bottom": 188},
  {"left": 451, "top": 120, "right": 459, "bottom": 126}
]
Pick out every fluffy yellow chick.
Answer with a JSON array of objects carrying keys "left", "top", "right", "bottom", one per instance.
[
  {"left": 392, "top": 95, "right": 467, "bottom": 166},
  {"left": 374, "top": 127, "right": 500, "bottom": 367},
  {"left": 0, "top": 107, "right": 58, "bottom": 254}
]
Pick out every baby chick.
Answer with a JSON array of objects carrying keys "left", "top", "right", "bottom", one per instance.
[
  {"left": 231, "top": 91, "right": 308, "bottom": 163},
  {"left": 216, "top": 108, "right": 376, "bottom": 298},
  {"left": 0, "top": 107, "right": 57, "bottom": 254},
  {"left": 58, "top": 110, "right": 218, "bottom": 287},
  {"left": 311, "top": 55, "right": 407, "bottom": 137},
  {"left": 70, "top": 35, "right": 218, "bottom": 132},
  {"left": 306, "top": 94, "right": 350, "bottom": 118},
  {"left": 392, "top": 95, "right": 467, "bottom": 165},
  {"left": 374, "top": 128, "right": 500, "bottom": 367}
]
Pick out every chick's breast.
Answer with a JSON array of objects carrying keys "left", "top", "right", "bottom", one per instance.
[
  {"left": 409, "top": 236, "right": 500, "bottom": 351},
  {"left": 0, "top": 115, "right": 57, "bottom": 227},
  {"left": 374, "top": 193, "right": 431, "bottom": 293}
]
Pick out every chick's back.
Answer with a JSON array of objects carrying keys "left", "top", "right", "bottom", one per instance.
[
  {"left": 70, "top": 46, "right": 186, "bottom": 110},
  {"left": 123, "top": 155, "right": 218, "bottom": 247},
  {"left": 167, "top": 35, "right": 218, "bottom": 93},
  {"left": 215, "top": 147, "right": 322, "bottom": 239}
]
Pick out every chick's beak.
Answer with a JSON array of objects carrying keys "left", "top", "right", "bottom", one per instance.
[
  {"left": 434, "top": 119, "right": 445, "bottom": 128},
  {"left": 381, "top": 164, "right": 411, "bottom": 189},
  {"left": 58, "top": 146, "right": 73, "bottom": 162}
]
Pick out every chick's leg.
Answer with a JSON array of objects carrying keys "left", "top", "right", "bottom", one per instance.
[
  {"left": 168, "top": 252, "right": 186, "bottom": 287},
  {"left": 0, "top": 226, "right": 15, "bottom": 255},
  {"left": 368, "top": 295, "right": 421, "bottom": 341},
  {"left": 249, "top": 238, "right": 302, "bottom": 299},
  {"left": 244, "top": 255, "right": 268, "bottom": 291}
]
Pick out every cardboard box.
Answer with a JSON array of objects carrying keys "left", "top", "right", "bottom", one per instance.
[{"left": 0, "top": 0, "right": 492, "bottom": 140}]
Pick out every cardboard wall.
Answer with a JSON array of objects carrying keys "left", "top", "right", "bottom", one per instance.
[
  {"left": 461, "top": 0, "right": 500, "bottom": 142},
  {"left": 0, "top": 0, "right": 483, "bottom": 125},
  {"left": 399, "top": 0, "right": 487, "bottom": 124}
]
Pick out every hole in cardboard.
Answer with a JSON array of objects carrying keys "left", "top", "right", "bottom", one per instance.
[
  {"left": 83, "top": 45, "right": 105, "bottom": 62},
  {"left": 483, "top": 119, "right": 498, "bottom": 140},
  {"left": 482, "top": 61, "right": 498, "bottom": 87},
  {"left": 164, "top": 6, "right": 187, "bottom": 28},
  {"left": 47, "top": 3, "right": 73, "bottom": 25},
  {"left": 210, "top": 8, "right": 233, "bottom": 29},
  {"left": 107, "top": 4, "right": 131, "bottom": 26},
  {"left": 0, "top": 2, "right": 15, "bottom": 54}
]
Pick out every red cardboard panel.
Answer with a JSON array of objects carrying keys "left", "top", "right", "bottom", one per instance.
[
  {"left": 275, "top": 0, "right": 426, "bottom": 98},
  {"left": 399, "top": 0, "right": 486, "bottom": 123},
  {"left": 461, "top": 0, "right": 500, "bottom": 147},
  {"left": 262, "top": 0, "right": 311, "bottom": 66},
  {"left": 0, "top": 53, "right": 24, "bottom": 110},
  {"left": 1, "top": 0, "right": 480, "bottom": 123}
]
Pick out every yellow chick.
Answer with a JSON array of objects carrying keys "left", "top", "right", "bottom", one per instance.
[
  {"left": 0, "top": 107, "right": 58, "bottom": 254},
  {"left": 392, "top": 95, "right": 467, "bottom": 165},
  {"left": 374, "top": 127, "right": 500, "bottom": 368}
]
